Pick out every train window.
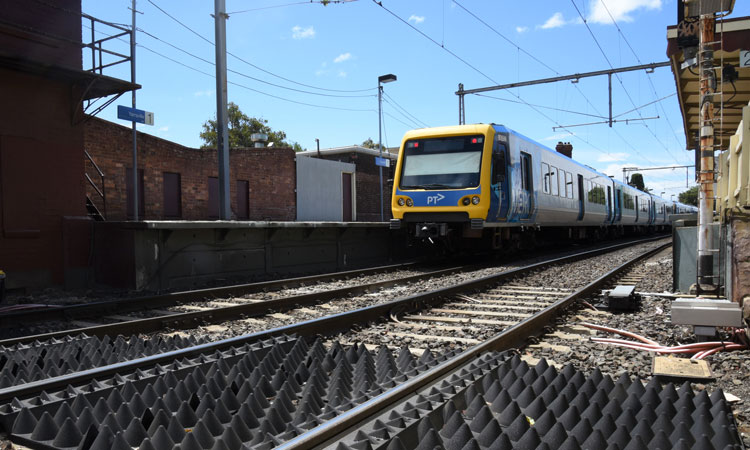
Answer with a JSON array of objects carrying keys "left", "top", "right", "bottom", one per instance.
[
  {"left": 551, "top": 167, "right": 559, "bottom": 196},
  {"left": 565, "top": 172, "right": 573, "bottom": 198},
  {"left": 520, "top": 152, "right": 532, "bottom": 191},
  {"left": 623, "top": 193, "right": 635, "bottom": 210},
  {"left": 542, "top": 163, "right": 550, "bottom": 194},
  {"left": 492, "top": 144, "right": 507, "bottom": 184}
]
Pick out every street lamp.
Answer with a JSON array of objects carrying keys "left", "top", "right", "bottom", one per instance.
[
  {"left": 660, "top": 191, "right": 665, "bottom": 197},
  {"left": 671, "top": 194, "right": 676, "bottom": 201},
  {"left": 378, "top": 73, "right": 397, "bottom": 222}
]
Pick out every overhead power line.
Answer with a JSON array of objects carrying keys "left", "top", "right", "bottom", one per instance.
[
  {"left": 371, "top": 0, "right": 616, "bottom": 159},
  {"left": 570, "top": 0, "right": 682, "bottom": 165},
  {"left": 82, "top": 23, "right": 375, "bottom": 113},
  {"left": 227, "top": 0, "right": 358, "bottom": 15},
  {"left": 598, "top": 0, "right": 690, "bottom": 163},
  {"left": 146, "top": 0, "right": 375, "bottom": 94}
]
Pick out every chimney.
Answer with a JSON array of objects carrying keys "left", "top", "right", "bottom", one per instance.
[{"left": 556, "top": 141, "right": 573, "bottom": 158}]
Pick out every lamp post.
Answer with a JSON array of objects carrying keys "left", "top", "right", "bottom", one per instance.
[
  {"left": 671, "top": 194, "right": 676, "bottom": 201},
  {"left": 378, "top": 73, "right": 397, "bottom": 222}
]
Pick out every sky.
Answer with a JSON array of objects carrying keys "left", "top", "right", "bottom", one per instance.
[{"left": 81, "top": 0, "right": 750, "bottom": 201}]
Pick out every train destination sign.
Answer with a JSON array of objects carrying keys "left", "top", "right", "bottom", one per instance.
[{"left": 117, "top": 105, "right": 154, "bottom": 125}]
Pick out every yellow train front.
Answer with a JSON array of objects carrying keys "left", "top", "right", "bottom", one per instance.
[{"left": 390, "top": 124, "right": 512, "bottom": 248}]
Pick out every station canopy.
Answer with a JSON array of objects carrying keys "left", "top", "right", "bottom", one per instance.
[{"left": 667, "top": 16, "right": 750, "bottom": 151}]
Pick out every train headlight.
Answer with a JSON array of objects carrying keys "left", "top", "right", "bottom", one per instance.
[
  {"left": 462, "top": 197, "right": 470, "bottom": 206},
  {"left": 397, "top": 198, "right": 405, "bottom": 206},
  {"left": 406, "top": 198, "right": 414, "bottom": 207},
  {"left": 471, "top": 196, "right": 480, "bottom": 205}
]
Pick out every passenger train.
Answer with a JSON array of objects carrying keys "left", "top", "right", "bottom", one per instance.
[{"left": 390, "top": 124, "right": 697, "bottom": 249}]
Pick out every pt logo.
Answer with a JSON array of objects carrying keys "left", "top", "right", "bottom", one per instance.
[{"left": 427, "top": 193, "right": 445, "bottom": 205}]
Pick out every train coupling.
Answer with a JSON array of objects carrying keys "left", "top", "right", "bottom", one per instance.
[
  {"left": 415, "top": 223, "right": 448, "bottom": 242},
  {"left": 389, "top": 219, "right": 401, "bottom": 230}
]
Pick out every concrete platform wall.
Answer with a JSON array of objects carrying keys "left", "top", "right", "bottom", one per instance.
[{"left": 94, "top": 221, "right": 412, "bottom": 291}]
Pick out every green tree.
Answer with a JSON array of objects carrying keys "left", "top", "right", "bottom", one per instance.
[
  {"left": 361, "top": 138, "right": 377, "bottom": 149},
  {"left": 628, "top": 173, "right": 646, "bottom": 192},
  {"left": 678, "top": 186, "right": 699, "bottom": 206},
  {"left": 200, "top": 102, "right": 300, "bottom": 150}
]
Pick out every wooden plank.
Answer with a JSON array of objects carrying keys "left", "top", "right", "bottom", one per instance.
[
  {"left": 444, "top": 302, "right": 539, "bottom": 311},
  {"left": 393, "top": 322, "right": 480, "bottom": 332},
  {"left": 179, "top": 305, "right": 212, "bottom": 312},
  {"left": 208, "top": 301, "right": 238, "bottom": 308},
  {"left": 472, "top": 298, "right": 550, "bottom": 307},
  {"left": 481, "top": 293, "right": 559, "bottom": 300},
  {"left": 497, "top": 286, "right": 571, "bottom": 293},
  {"left": 386, "top": 331, "right": 480, "bottom": 345},
  {"left": 487, "top": 289, "right": 568, "bottom": 297},
  {"left": 431, "top": 308, "right": 531, "bottom": 318},
  {"left": 528, "top": 342, "right": 571, "bottom": 352},
  {"left": 404, "top": 315, "right": 515, "bottom": 326}
]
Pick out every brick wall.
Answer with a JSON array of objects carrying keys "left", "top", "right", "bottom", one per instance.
[
  {"left": 315, "top": 152, "right": 394, "bottom": 222},
  {"left": 84, "top": 118, "right": 296, "bottom": 221}
]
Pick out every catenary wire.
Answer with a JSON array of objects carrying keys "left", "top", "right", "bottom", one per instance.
[
  {"left": 146, "top": 0, "right": 375, "bottom": 93},
  {"left": 136, "top": 26, "right": 374, "bottom": 98},
  {"left": 571, "top": 0, "right": 682, "bottom": 165},
  {"left": 83, "top": 23, "right": 375, "bottom": 113},
  {"left": 227, "top": 0, "right": 357, "bottom": 15},
  {"left": 371, "top": 0, "right": 617, "bottom": 159},
  {"left": 451, "top": 0, "right": 658, "bottom": 165},
  {"left": 598, "top": 0, "right": 691, "bottom": 164},
  {"left": 382, "top": 92, "right": 431, "bottom": 128}
]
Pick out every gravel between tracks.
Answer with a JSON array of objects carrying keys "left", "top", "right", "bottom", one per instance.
[{"left": 518, "top": 246, "right": 750, "bottom": 447}]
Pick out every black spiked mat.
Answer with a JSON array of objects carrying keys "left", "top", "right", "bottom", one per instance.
[
  {"left": 3, "top": 336, "right": 454, "bottom": 449},
  {"left": 331, "top": 353, "right": 743, "bottom": 450}
]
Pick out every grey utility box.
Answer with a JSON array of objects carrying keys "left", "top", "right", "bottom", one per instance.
[{"left": 671, "top": 298, "right": 743, "bottom": 327}]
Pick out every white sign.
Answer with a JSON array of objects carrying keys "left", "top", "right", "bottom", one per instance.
[{"left": 741, "top": 50, "right": 750, "bottom": 68}]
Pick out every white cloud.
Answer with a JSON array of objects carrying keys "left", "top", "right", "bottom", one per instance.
[
  {"left": 193, "top": 89, "right": 213, "bottom": 97},
  {"left": 292, "top": 25, "right": 315, "bottom": 39},
  {"left": 338, "top": 71, "right": 347, "bottom": 78},
  {"left": 516, "top": 26, "right": 528, "bottom": 33},
  {"left": 408, "top": 15, "right": 425, "bottom": 24},
  {"left": 542, "top": 132, "right": 575, "bottom": 141},
  {"left": 597, "top": 152, "right": 630, "bottom": 162},
  {"left": 540, "top": 12, "right": 566, "bottom": 29},
  {"left": 588, "top": 0, "right": 661, "bottom": 24},
  {"left": 334, "top": 52, "right": 352, "bottom": 63}
]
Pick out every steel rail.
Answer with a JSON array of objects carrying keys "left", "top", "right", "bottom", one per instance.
[
  {"left": 276, "top": 241, "right": 672, "bottom": 450},
  {"left": 0, "top": 236, "right": 667, "bottom": 404},
  {"left": 0, "top": 261, "right": 426, "bottom": 329},
  {"left": 0, "top": 263, "right": 470, "bottom": 347}
]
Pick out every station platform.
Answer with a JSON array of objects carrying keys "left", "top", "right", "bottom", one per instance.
[{"left": 93, "top": 221, "right": 412, "bottom": 291}]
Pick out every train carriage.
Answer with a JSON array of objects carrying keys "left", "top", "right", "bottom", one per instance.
[{"left": 390, "top": 124, "right": 694, "bottom": 248}]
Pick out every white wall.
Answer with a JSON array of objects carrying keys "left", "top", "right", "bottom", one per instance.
[{"left": 296, "top": 156, "right": 356, "bottom": 221}]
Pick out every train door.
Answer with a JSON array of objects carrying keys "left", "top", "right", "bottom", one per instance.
[
  {"left": 635, "top": 197, "right": 639, "bottom": 222},
  {"left": 576, "top": 174, "right": 585, "bottom": 221},
  {"left": 518, "top": 152, "right": 533, "bottom": 221},
  {"left": 607, "top": 186, "right": 612, "bottom": 223},
  {"left": 614, "top": 186, "right": 622, "bottom": 222},
  {"left": 488, "top": 139, "right": 509, "bottom": 221}
]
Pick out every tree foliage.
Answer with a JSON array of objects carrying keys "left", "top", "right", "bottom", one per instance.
[
  {"left": 678, "top": 186, "right": 699, "bottom": 206},
  {"left": 200, "top": 102, "right": 302, "bottom": 151},
  {"left": 361, "top": 138, "right": 377, "bottom": 149},
  {"left": 628, "top": 173, "right": 646, "bottom": 192}
]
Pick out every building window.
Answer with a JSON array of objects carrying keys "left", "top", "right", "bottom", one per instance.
[
  {"left": 236, "top": 180, "right": 249, "bottom": 220},
  {"left": 126, "top": 168, "right": 145, "bottom": 219},
  {"left": 163, "top": 172, "right": 181, "bottom": 218}
]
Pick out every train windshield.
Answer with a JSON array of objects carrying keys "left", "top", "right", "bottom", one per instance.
[{"left": 399, "top": 135, "right": 484, "bottom": 189}]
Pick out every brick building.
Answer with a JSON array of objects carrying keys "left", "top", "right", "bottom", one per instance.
[
  {"left": 0, "top": 0, "right": 136, "bottom": 289},
  {"left": 84, "top": 118, "right": 296, "bottom": 221}
]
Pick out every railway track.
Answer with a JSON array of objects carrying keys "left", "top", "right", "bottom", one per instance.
[
  {"left": 0, "top": 237, "right": 661, "bottom": 347},
  {"left": 4, "top": 236, "right": 740, "bottom": 450}
]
